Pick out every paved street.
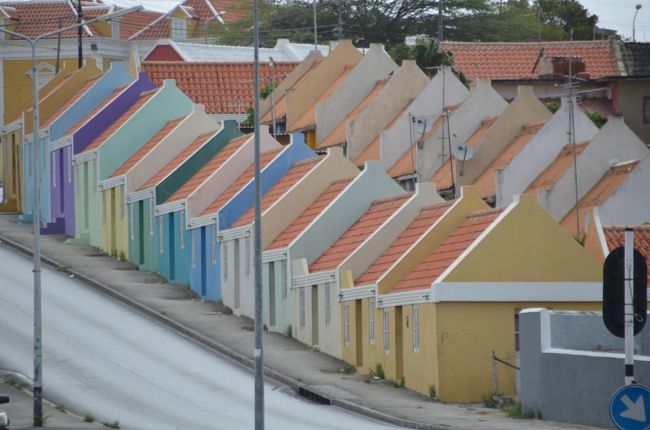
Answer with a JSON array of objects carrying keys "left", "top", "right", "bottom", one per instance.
[{"left": 0, "top": 245, "right": 395, "bottom": 430}]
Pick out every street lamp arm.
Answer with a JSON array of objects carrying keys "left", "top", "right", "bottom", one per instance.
[{"left": 0, "top": 27, "right": 33, "bottom": 44}]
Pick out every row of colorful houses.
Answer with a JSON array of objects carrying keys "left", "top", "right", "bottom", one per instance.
[{"left": 0, "top": 41, "right": 648, "bottom": 403}]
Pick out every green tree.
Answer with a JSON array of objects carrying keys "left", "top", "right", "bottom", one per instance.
[{"left": 536, "top": 0, "right": 598, "bottom": 40}]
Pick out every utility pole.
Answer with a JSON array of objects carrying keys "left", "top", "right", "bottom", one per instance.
[
  {"left": 313, "top": 1, "right": 318, "bottom": 51},
  {"left": 55, "top": 19, "right": 62, "bottom": 74},
  {"left": 77, "top": 0, "right": 83, "bottom": 69},
  {"left": 337, "top": 0, "right": 343, "bottom": 40},
  {"left": 437, "top": 0, "right": 443, "bottom": 42},
  {"left": 270, "top": 57, "right": 277, "bottom": 138}
]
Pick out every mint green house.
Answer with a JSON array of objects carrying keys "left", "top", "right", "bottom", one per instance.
[{"left": 73, "top": 79, "right": 194, "bottom": 250}]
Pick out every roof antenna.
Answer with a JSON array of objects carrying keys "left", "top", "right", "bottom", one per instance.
[{"left": 532, "top": 47, "right": 544, "bottom": 74}]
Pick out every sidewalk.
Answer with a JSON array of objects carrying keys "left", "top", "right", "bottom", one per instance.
[{"left": 0, "top": 214, "right": 599, "bottom": 430}]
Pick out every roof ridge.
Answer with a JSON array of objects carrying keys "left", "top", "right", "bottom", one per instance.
[
  {"left": 421, "top": 200, "right": 455, "bottom": 212},
  {"left": 522, "top": 121, "right": 546, "bottom": 133},
  {"left": 467, "top": 207, "right": 504, "bottom": 219},
  {"left": 371, "top": 192, "right": 413, "bottom": 206},
  {"left": 293, "top": 156, "right": 323, "bottom": 167},
  {"left": 331, "top": 177, "right": 354, "bottom": 185},
  {"left": 143, "top": 60, "right": 300, "bottom": 65},
  {"left": 605, "top": 225, "right": 650, "bottom": 231},
  {"left": 441, "top": 40, "right": 611, "bottom": 47}
]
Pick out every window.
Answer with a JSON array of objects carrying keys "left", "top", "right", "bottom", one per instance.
[
  {"left": 179, "top": 211, "right": 185, "bottom": 249},
  {"left": 191, "top": 229, "right": 196, "bottom": 268},
  {"left": 383, "top": 309, "right": 390, "bottom": 355},
  {"left": 645, "top": 97, "right": 650, "bottom": 123},
  {"left": 281, "top": 260, "right": 288, "bottom": 301},
  {"left": 222, "top": 241, "right": 228, "bottom": 280},
  {"left": 515, "top": 309, "right": 521, "bottom": 352},
  {"left": 344, "top": 303, "right": 350, "bottom": 346},
  {"left": 52, "top": 153, "right": 56, "bottom": 187},
  {"left": 171, "top": 18, "right": 187, "bottom": 40},
  {"left": 369, "top": 297, "right": 375, "bottom": 345},
  {"left": 211, "top": 224, "right": 217, "bottom": 264},
  {"left": 325, "top": 284, "right": 331, "bottom": 327},
  {"left": 129, "top": 204, "right": 134, "bottom": 241},
  {"left": 149, "top": 200, "right": 154, "bottom": 236},
  {"left": 245, "top": 236, "right": 251, "bottom": 276},
  {"left": 159, "top": 216, "right": 164, "bottom": 254},
  {"left": 299, "top": 288, "right": 306, "bottom": 330},
  {"left": 111, "top": 19, "right": 120, "bottom": 40},
  {"left": 412, "top": 304, "right": 420, "bottom": 353}
]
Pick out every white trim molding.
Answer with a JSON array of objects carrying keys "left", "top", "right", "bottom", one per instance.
[
  {"left": 126, "top": 188, "right": 154, "bottom": 204},
  {"left": 188, "top": 214, "right": 216, "bottom": 229},
  {"left": 429, "top": 282, "right": 602, "bottom": 303},
  {"left": 219, "top": 225, "right": 251, "bottom": 243},
  {"left": 292, "top": 270, "right": 336, "bottom": 289},
  {"left": 156, "top": 200, "right": 185, "bottom": 216},
  {"left": 339, "top": 284, "right": 377, "bottom": 302},
  {"left": 262, "top": 248, "right": 288, "bottom": 264},
  {"left": 50, "top": 136, "right": 73, "bottom": 152},
  {"left": 99, "top": 175, "right": 125, "bottom": 191}
]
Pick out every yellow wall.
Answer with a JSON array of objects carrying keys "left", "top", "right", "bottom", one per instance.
[
  {"left": 304, "top": 129, "right": 317, "bottom": 149},
  {"left": 101, "top": 185, "right": 129, "bottom": 259}
]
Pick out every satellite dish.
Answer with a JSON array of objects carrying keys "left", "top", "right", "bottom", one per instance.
[
  {"left": 452, "top": 143, "right": 474, "bottom": 161},
  {"left": 411, "top": 116, "right": 433, "bottom": 135}
]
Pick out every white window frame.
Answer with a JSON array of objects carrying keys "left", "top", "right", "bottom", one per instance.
[
  {"left": 299, "top": 288, "right": 306, "bottom": 330},
  {"left": 111, "top": 18, "right": 120, "bottom": 40},
  {"left": 191, "top": 229, "right": 196, "bottom": 268},
  {"left": 211, "top": 224, "right": 217, "bottom": 264},
  {"left": 344, "top": 303, "right": 350, "bottom": 347},
  {"left": 413, "top": 304, "right": 420, "bottom": 353},
  {"left": 159, "top": 216, "right": 164, "bottom": 254},
  {"left": 369, "top": 297, "right": 375, "bottom": 345},
  {"left": 179, "top": 210, "right": 185, "bottom": 249},
  {"left": 383, "top": 309, "right": 390, "bottom": 355},
  {"left": 171, "top": 18, "right": 187, "bottom": 40},
  {"left": 325, "top": 284, "right": 331, "bottom": 327}
]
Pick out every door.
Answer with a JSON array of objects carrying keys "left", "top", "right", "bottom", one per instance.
[
  {"left": 395, "top": 306, "right": 404, "bottom": 379},
  {"left": 311, "top": 285, "right": 319, "bottom": 346},
  {"left": 138, "top": 200, "right": 145, "bottom": 265},
  {"left": 355, "top": 300, "right": 363, "bottom": 367},
  {"left": 169, "top": 212, "right": 176, "bottom": 280}
]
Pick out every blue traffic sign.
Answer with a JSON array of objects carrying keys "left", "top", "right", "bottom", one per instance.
[{"left": 611, "top": 385, "right": 650, "bottom": 430}]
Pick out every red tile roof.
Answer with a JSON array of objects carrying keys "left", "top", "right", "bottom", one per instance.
[
  {"left": 165, "top": 134, "right": 250, "bottom": 202},
  {"left": 82, "top": 90, "right": 156, "bottom": 153},
  {"left": 42, "top": 76, "right": 101, "bottom": 129},
  {"left": 526, "top": 141, "right": 589, "bottom": 195},
  {"left": 309, "top": 194, "right": 412, "bottom": 273},
  {"left": 119, "top": 10, "right": 166, "bottom": 39},
  {"left": 603, "top": 226, "right": 650, "bottom": 284},
  {"left": 138, "top": 130, "right": 216, "bottom": 191},
  {"left": 142, "top": 61, "right": 297, "bottom": 115},
  {"left": 441, "top": 41, "right": 622, "bottom": 80},
  {"left": 393, "top": 208, "right": 503, "bottom": 292},
  {"left": 61, "top": 84, "right": 127, "bottom": 138},
  {"left": 232, "top": 157, "right": 321, "bottom": 227},
  {"left": 266, "top": 178, "right": 353, "bottom": 250},
  {"left": 109, "top": 116, "right": 186, "bottom": 179},
  {"left": 200, "top": 149, "right": 281, "bottom": 217},
  {"left": 355, "top": 201, "right": 454, "bottom": 285}
]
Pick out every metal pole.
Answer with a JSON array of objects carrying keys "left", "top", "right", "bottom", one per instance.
[
  {"left": 633, "top": 5, "right": 642, "bottom": 42},
  {"left": 55, "top": 19, "right": 62, "bottom": 74},
  {"left": 624, "top": 228, "right": 635, "bottom": 386},
  {"left": 77, "top": 0, "right": 83, "bottom": 69},
  {"left": 337, "top": 0, "right": 343, "bottom": 40},
  {"left": 491, "top": 351, "right": 498, "bottom": 394},
  {"left": 30, "top": 40, "right": 43, "bottom": 427},
  {"left": 313, "top": 1, "right": 317, "bottom": 51},
  {"left": 253, "top": 0, "right": 265, "bottom": 425},
  {"left": 270, "top": 57, "right": 277, "bottom": 138},
  {"left": 437, "top": 0, "right": 443, "bottom": 42}
]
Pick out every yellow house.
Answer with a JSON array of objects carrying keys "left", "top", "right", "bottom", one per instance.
[{"left": 341, "top": 190, "right": 602, "bottom": 403}]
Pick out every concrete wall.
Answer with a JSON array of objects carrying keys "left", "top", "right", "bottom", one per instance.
[
  {"left": 127, "top": 197, "right": 158, "bottom": 272},
  {"left": 496, "top": 98, "right": 599, "bottom": 207},
  {"left": 347, "top": 61, "right": 429, "bottom": 162},
  {"left": 458, "top": 86, "right": 552, "bottom": 187},
  {"left": 543, "top": 116, "right": 650, "bottom": 221},
  {"left": 598, "top": 154, "right": 650, "bottom": 225},
  {"left": 73, "top": 158, "right": 102, "bottom": 246},
  {"left": 286, "top": 41, "right": 362, "bottom": 131},
  {"left": 617, "top": 80, "right": 650, "bottom": 147},
  {"left": 380, "top": 67, "right": 470, "bottom": 172},
  {"left": 315, "top": 44, "right": 398, "bottom": 146},
  {"left": 520, "top": 309, "right": 650, "bottom": 428}
]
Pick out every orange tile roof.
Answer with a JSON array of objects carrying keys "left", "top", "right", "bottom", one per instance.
[
  {"left": 266, "top": 178, "right": 353, "bottom": 250},
  {"left": 526, "top": 141, "right": 590, "bottom": 195},
  {"left": 430, "top": 116, "right": 498, "bottom": 189},
  {"left": 41, "top": 76, "right": 101, "bottom": 128},
  {"left": 561, "top": 160, "right": 641, "bottom": 235},
  {"left": 200, "top": 149, "right": 281, "bottom": 217},
  {"left": 289, "top": 65, "right": 355, "bottom": 132},
  {"left": 61, "top": 85, "right": 127, "bottom": 138},
  {"left": 441, "top": 41, "right": 622, "bottom": 80},
  {"left": 309, "top": 193, "right": 412, "bottom": 273},
  {"left": 393, "top": 208, "right": 503, "bottom": 292},
  {"left": 82, "top": 90, "right": 156, "bottom": 153},
  {"left": 142, "top": 62, "right": 297, "bottom": 115},
  {"left": 165, "top": 134, "right": 250, "bottom": 202},
  {"left": 353, "top": 104, "right": 410, "bottom": 167},
  {"left": 473, "top": 121, "right": 546, "bottom": 198},
  {"left": 137, "top": 131, "right": 216, "bottom": 191},
  {"left": 318, "top": 79, "right": 389, "bottom": 150},
  {"left": 603, "top": 226, "right": 650, "bottom": 284},
  {"left": 355, "top": 201, "right": 454, "bottom": 285},
  {"left": 232, "top": 157, "right": 321, "bottom": 227},
  {"left": 109, "top": 116, "right": 186, "bottom": 179}
]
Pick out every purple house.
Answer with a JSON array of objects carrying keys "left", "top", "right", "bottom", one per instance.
[{"left": 48, "top": 67, "right": 155, "bottom": 237}]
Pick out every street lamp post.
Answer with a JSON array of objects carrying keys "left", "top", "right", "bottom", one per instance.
[
  {"left": 634, "top": 4, "right": 642, "bottom": 42},
  {"left": 0, "top": 6, "right": 142, "bottom": 426}
]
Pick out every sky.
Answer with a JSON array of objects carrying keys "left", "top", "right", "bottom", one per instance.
[{"left": 581, "top": 0, "right": 650, "bottom": 41}]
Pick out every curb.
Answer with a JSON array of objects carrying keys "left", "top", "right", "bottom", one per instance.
[{"left": 0, "top": 234, "right": 437, "bottom": 430}]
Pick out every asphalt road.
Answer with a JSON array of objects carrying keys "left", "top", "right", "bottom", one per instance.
[{"left": 0, "top": 245, "right": 395, "bottom": 430}]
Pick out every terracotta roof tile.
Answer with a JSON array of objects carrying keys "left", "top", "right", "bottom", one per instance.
[
  {"left": 318, "top": 79, "right": 389, "bottom": 150},
  {"left": 142, "top": 62, "right": 297, "bottom": 115},
  {"left": 82, "top": 90, "right": 156, "bottom": 153},
  {"left": 42, "top": 76, "right": 101, "bottom": 128},
  {"left": 233, "top": 157, "right": 321, "bottom": 227},
  {"left": 473, "top": 121, "right": 546, "bottom": 198},
  {"left": 561, "top": 160, "right": 641, "bottom": 235},
  {"left": 200, "top": 149, "right": 281, "bottom": 216},
  {"left": 138, "top": 130, "right": 216, "bottom": 191},
  {"left": 109, "top": 116, "right": 186, "bottom": 179},
  {"left": 166, "top": 134, "right": 250, "bottom": 202},
  {"left": 526, "top": 141, "right": 589, "bottom": 195},
  {"left": 61, "top": 84, "right": 127, "bottom": 138},
  {"left": 266, "top": 177, "right": 353, "bottom": 250},
  {"left": 393, "top": 208, "right": 503, "bottom": 292},
  {"left": 355, "top": 201, "right": 454, "bottom": 285},
  {"left": 309, "top": 193, "right": 412, "bottom": 273},
  {"left": 430, "top": 116, "right": 497, "bottom": 189},
  {"left": 441, "top": 41, "right": 621, "bottom": 80},
  {"left": 119, "top": 10, "right": 166, "bottom": 39},
  {"left": 603, "top": 226, "right": 650, "bottom": 284}
]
